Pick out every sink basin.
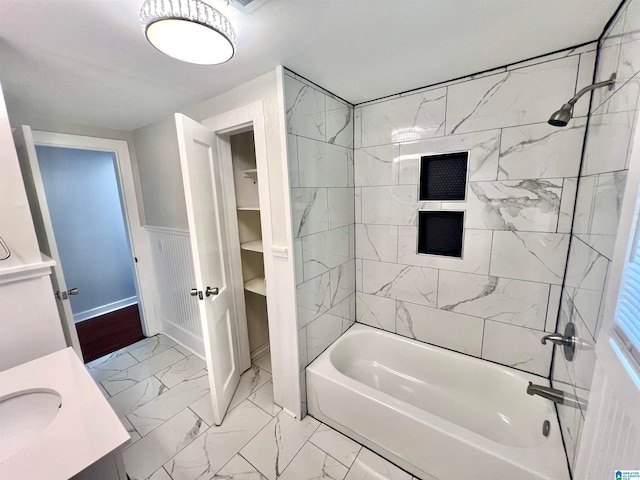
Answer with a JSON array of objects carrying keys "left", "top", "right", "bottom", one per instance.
[{"left": 0, "top": 388, "right": 61, "bottom": 462}]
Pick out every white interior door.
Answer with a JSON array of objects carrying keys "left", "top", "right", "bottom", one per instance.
[
  {"left": 12, "top": 125, "right": 82, "bottom": 357},
  {"left": 176, "top": 113, "right": 241, "bottom": 426}
]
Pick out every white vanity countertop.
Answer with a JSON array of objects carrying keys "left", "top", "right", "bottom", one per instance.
[{"left": 0, "top": 347, "right": 130, "bottom": 479}]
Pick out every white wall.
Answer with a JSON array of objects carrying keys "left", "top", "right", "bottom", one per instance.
[
  {"left": 134, "top": 117, "right": 188, "bottom": 231},
  {"left": 0, "top": 83, "right": 41, "bottom": 266},
  {"left": 133, "top": 69, "right": 300, "bottom": 416}
]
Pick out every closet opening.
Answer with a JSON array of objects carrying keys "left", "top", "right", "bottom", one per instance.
[{"left": 229, "top": 130, "right": 272, "bottom": 371}]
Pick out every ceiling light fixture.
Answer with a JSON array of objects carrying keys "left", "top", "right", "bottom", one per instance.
[{"left": 140, "top": 0, "right": 236, "bottom": 65}]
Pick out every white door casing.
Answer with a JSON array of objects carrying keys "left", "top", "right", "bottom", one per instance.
[
  {"left": 202, "top": 94, "right": 302, "bottom": 418},
  {"left": 12, "top": 125, "right": 81, "bottom": 357},
  {"left": 176, "top": 113, "right": 242, "bottom": 425},
  {"left": 13, "top": 128, "right": 155, "bottom": 357}
]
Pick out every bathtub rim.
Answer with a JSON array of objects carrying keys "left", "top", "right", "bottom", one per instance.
[{"left": 306, "top": 323, "right": 570, "bottom": 480}]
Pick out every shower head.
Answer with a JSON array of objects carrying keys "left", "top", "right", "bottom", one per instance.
[
  {"left": 548, "top": 104, "right": 573, "bottom": 127},
  {"left": 548, "top": 73, "right": 617, "bottom": 127}
]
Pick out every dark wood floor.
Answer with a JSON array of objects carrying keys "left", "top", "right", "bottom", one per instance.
[{"left": 76, "top": 304, "right": 145, "bottom": 363}]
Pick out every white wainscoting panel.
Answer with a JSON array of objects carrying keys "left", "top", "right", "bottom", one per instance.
[{"left": 145, "top": 226, "right": 204, "bottom": 357}]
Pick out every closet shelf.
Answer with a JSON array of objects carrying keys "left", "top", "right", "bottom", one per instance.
[
  {"left": 240, "top": 240, "right": 263, "bottom": 253},
  {"left": 237, "top": 206, "right": 260, "bottom": 211},
  {"left": 244, "top": 277, "right": 266, "bottom": 296}
]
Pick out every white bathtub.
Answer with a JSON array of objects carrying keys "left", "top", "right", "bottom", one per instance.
[{"left": 306, "top": 324, "right": 570, "bottom": 480}]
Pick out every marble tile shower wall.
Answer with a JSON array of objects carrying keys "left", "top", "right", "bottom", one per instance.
[
  {"left": 552, "top": 0, "right": 640, "bottom": 472},
  {"left": 353, "top": 46, "right": 597, "bottom": 378},
  {"left": 283, "top": 72, "right": 356, "bottom": 398}
]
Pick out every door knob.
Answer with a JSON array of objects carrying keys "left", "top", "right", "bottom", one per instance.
[
  {"left": 206, "top": 286, "right": 219, "bottom": 297},
  {"left": 67, "top": 288, "right": 79, "bottom": 296},
  {"left": 54, "top": 291, "right": 68, "bottom": 300},
  {"left": 190, "top": 288, "right": 203, "bottom": 300}
]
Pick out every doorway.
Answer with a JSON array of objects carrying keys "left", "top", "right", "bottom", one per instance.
[
  {"left": 14, "top": 127, "right": 153, "bottom": 364},
  {"left": 35, "top": 145, "right": 144, "bottom": 362}
]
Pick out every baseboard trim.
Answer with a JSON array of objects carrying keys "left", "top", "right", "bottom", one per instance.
[
  {"left": 251, "top": 342, "right": 270, "bottom": 362},
  {"left": 74, "top": 296, "right": 138, "bottom": 323}
]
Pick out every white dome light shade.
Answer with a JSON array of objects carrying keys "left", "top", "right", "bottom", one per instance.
[{"left": 140, "top": 0, "right": 236, "bottom": 65}]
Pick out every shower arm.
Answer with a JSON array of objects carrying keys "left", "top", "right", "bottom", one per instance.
[{"left": 566, "top": 73, "right": 616, "bottom": 107}]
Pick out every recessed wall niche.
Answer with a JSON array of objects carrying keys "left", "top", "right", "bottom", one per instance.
[
  {"left": 418, "top": 211, "right": 464, "bottom": 257},
  {"left": 419, "top": 151, "right": 468, "bottom": 201}
]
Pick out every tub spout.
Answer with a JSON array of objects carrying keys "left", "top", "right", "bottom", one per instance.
[
  {"left": 527, "top": 382, "right": 564, "bottom": 405},
  {"left": 541, "top": 333, "right": 573, "bottom": 346}
]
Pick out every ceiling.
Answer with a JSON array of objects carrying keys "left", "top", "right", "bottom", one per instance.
[{"left": 0, "top": 0, "right": 621, "bottom": 132}]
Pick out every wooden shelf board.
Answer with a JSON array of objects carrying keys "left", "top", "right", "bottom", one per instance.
[
  {"left": 244, "top": 277, "right": 266, "bottom": 296},
  {"left": 240, "top": 240, "right": 263, "bottom": 253}
]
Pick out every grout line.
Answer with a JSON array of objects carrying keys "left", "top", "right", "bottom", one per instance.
[
  {"left": 444, "top": 86, "right": 449, "bottom": 135},
  {"left": 162, "top": 466, "right": 174, "bottom": 479},
  {"left": 307, "top": 435, "right": 360, "bottom": 470},
  {"left": 238, "top": 451, "right": 270, "bottom": 479},
  {"left": 359, "top": 252, "right": 564, "bottom": 287},
  {"left": 556, "top": 178, "right": 565, "bottom": 233}
]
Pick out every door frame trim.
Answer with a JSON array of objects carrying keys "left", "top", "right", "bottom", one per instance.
[
  {"left": 201, "top": 100, "right": 293, "bottom": 414},
  {"left": 31, "top": 131, "right": 155, "bottom": 348}
]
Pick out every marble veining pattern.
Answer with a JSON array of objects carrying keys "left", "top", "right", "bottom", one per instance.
[
  {"left": 446, "top": 56, "right": 579, "bottom": 135},
  {"left": 285, "top": 71, "right": 356, "bottom": 406},
  {"left": 582, "top": 111, "right": 634, "bottom": 176},
  {"left": 354, "top": 144, "right": 400, "bottom": 186},
  {"left": 278, "top": 442, "right": 348, "bottom": 480},
  {"left": 360, "top": 185, "right": 417, "bottom": 226},
  {"left": 361, "top": 259, "right": 439, "bottom": 307},
  {"left": 397, "top": 129, "right": 501, "bottom": 184},
  {"left": 292, "top": 188, "right": 329, "bottom": 237},
  {"left": 102, "top": 347, "right": 186, "bottom": 396},
  {"left": 558, "top": 178, "right": 578, "bottom": 234},
  {"left": 547, "top": 13, "right": 640, "bottom": 460},
  {"left": 128, "top": 369, "right": 210, "bottom": 436},
  {"left": 397, "top": 227, "right": 492, "bottom": 275},
  {"left": 302, "top": 226, "right": 353, "bottom": 281},
  {"left": 396, "top": 301, "right": 484, "bottom": 356},
  {"left": 489, "top": 231, "right": 569, "bottom": 284},
  {"left": 356, "top": 224, "right": 398, "bottom": 263},
  {"left": 91, "top": 337, "right": 421, "bottom": 480},
  {"left": 482, "top": 320, "right": 552, "bottom": 376},
  {"left": 352, "top": 47, "right": 594, "bottom": 382},
  {"left": 356, "top": 292, "right": 396, "bottom": 332},
  {"left": 306, "top": 299, "right": 351, "bottom": 363},
  {"left": 497, "top": 120, "right": 586, "bottom": 180},
  {"left": 437, "top": 270, "right": 550, "bottom": 330},
  {"left": 297, "top": 137, "right": 352, "bottom": 188},
  {"left": 285, "top": 75, "right": 325, "bottom": 142},
  {"left": 360, "top": 88, "right": 446, "bottom": 147},
  {"left": 445, "top": 179, "right": 562, "bottom": 232},
  {"left": 326, "top": 96, "right": 354, "bottom": 148}
]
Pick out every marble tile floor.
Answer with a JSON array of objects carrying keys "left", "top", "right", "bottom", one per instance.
[{"left": 87, "top": 334, "right": 422, "bottom": 480}]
